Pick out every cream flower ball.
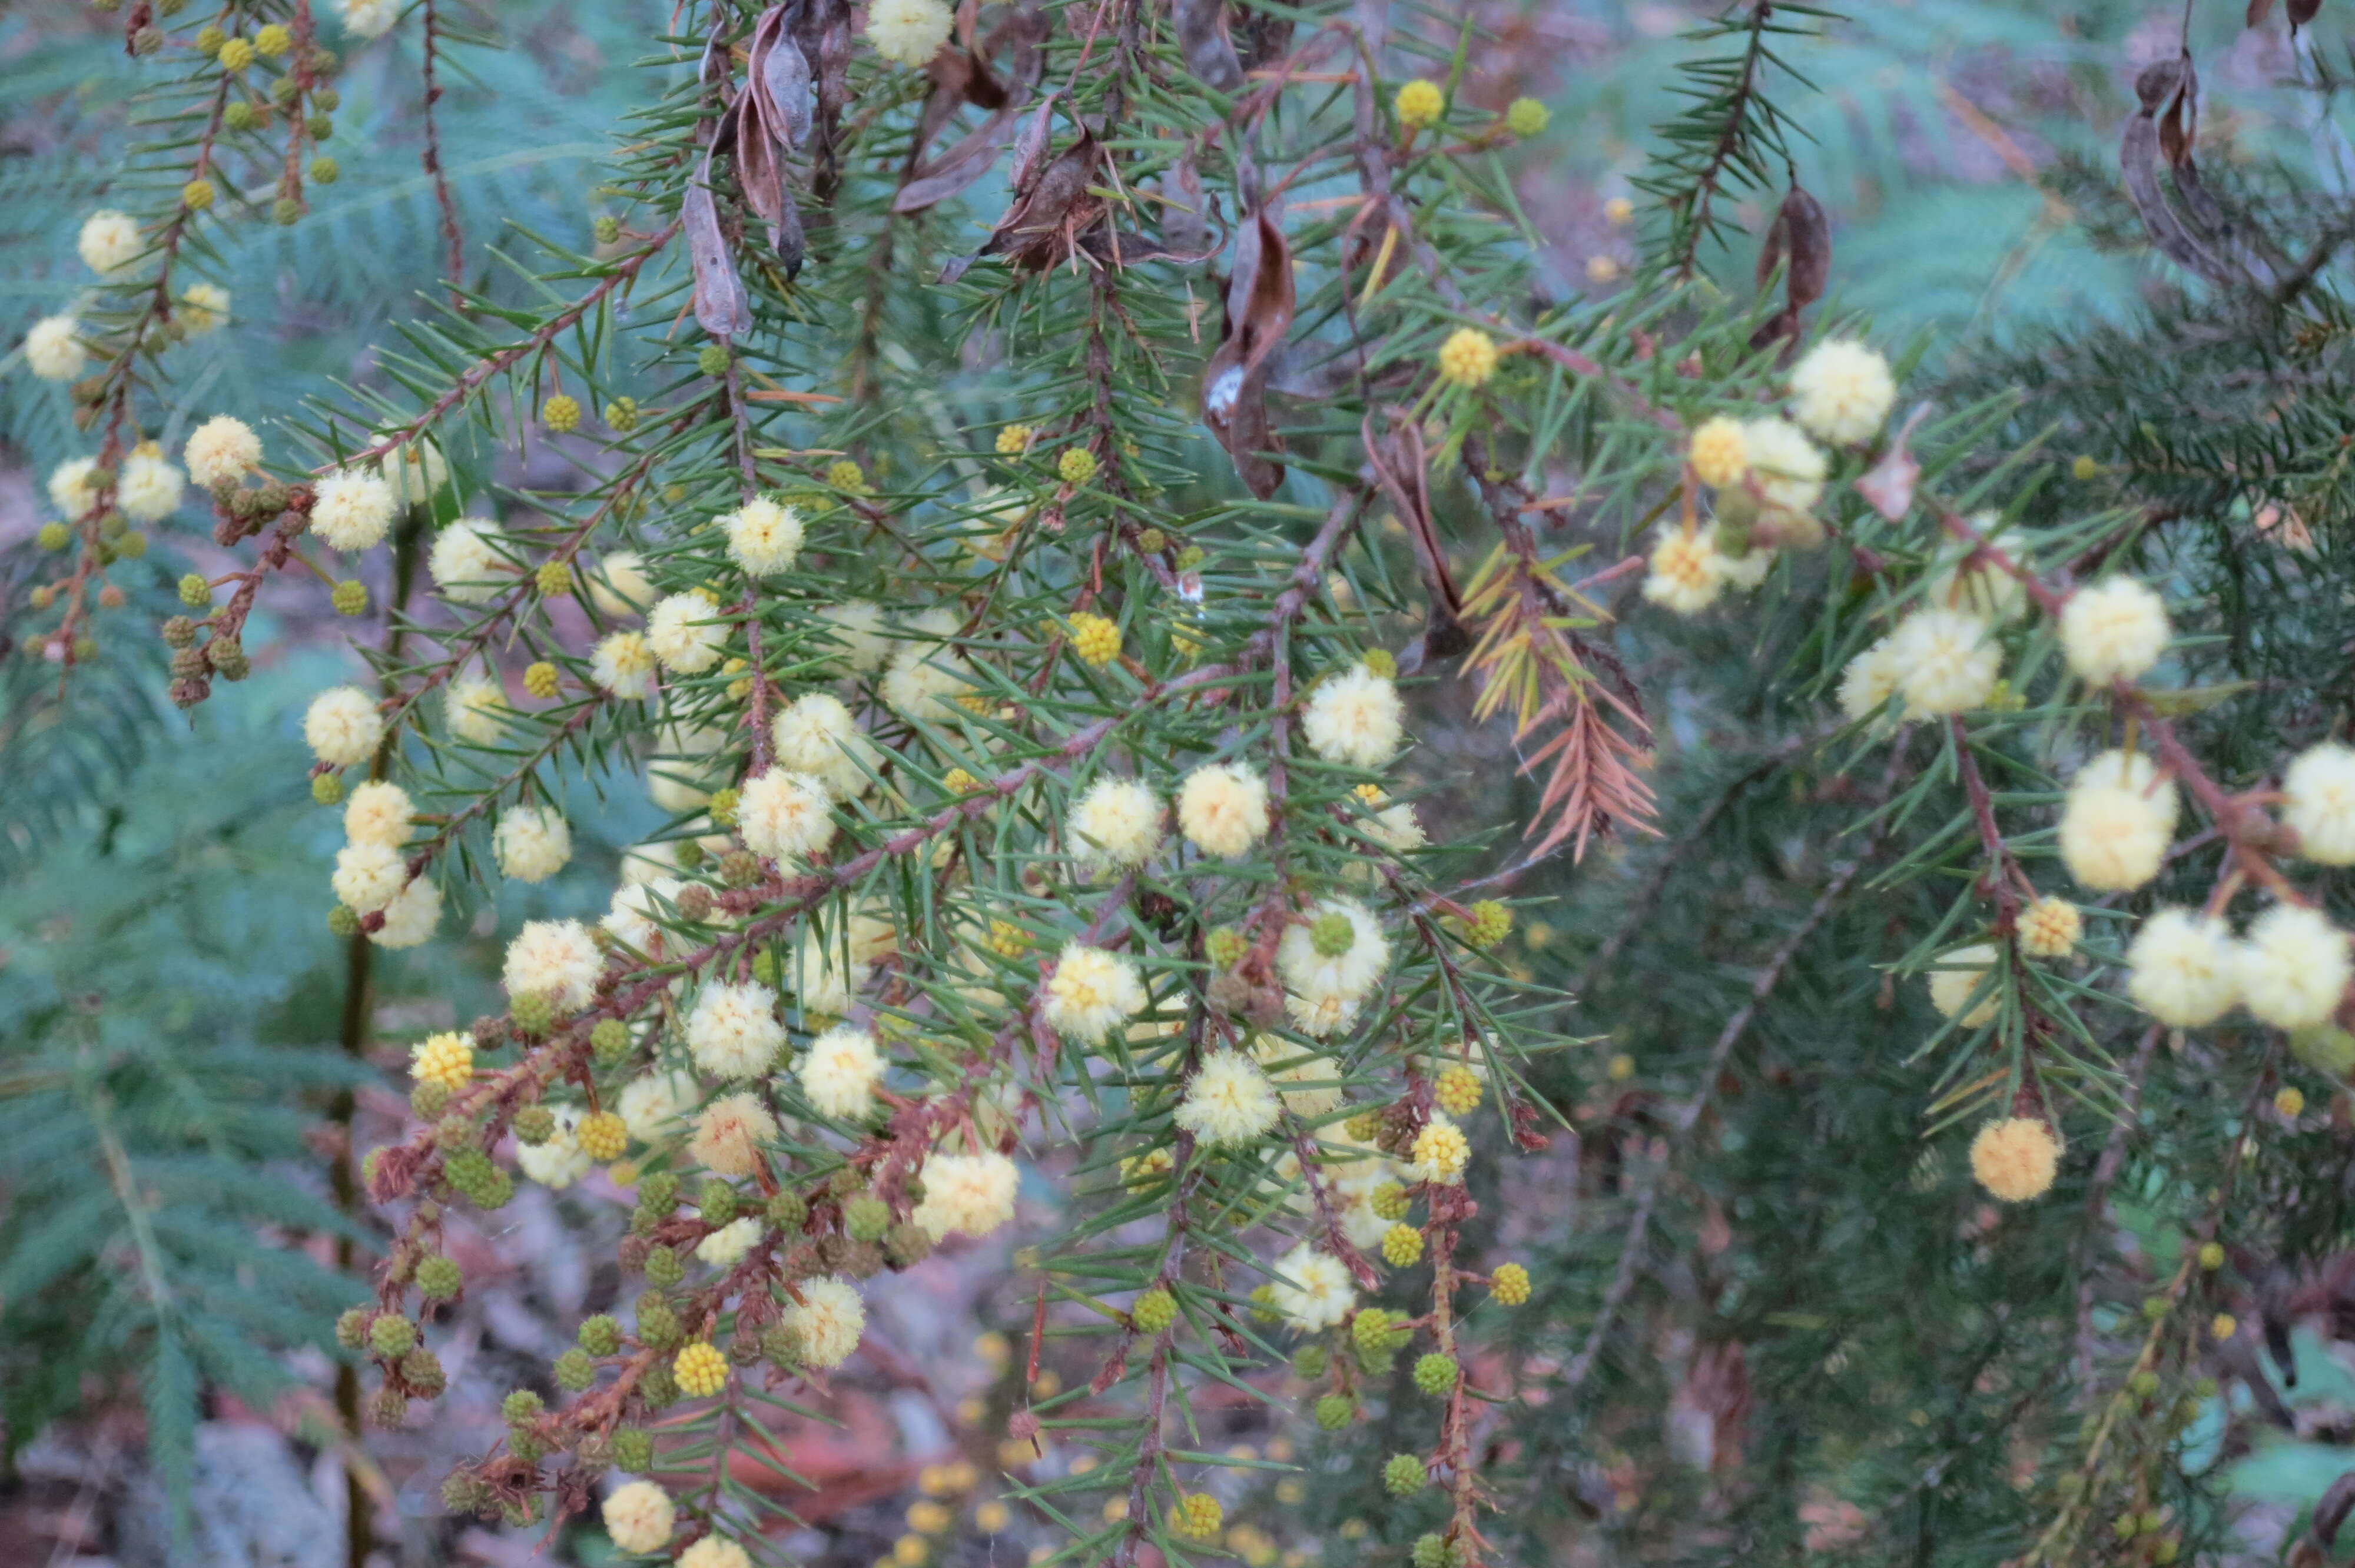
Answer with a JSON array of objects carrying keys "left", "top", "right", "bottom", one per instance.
[
  {"left": 78, "top": 208, "right": 143, "bottom": 276},
  {"left": 376, "top": 429, "right": 449, "bottom": 506},
  {"left": 185, "top": 415, "right": 262, "bottom": 488},
  {"left": 116, "top": 453, "right": 184, "bottom": 523},
  {"left": 867, "top": 0, "right": 953, "bottom": 65},
  {"left": 1177, "top": 760, "right": 1269, "bottom": 858},
  {"left": 1787, "top": 338, "right": 1895, "bottom": 446},
  {"left": 2125, "top": 908, "right": 2240, "bottom": 1028},
  {"left": 686, "top": 981, "right": 787, "bottom": 1079},
  {"left": 492, "top": 804, "right": 573, "bottom": 883},
  {"left": 646, "top": 589, "right": 728, "bottom": 674},
  {"left": 1275, "top": 898, "right": 1391, "bottom": 1009},
  {"left": 343, "top": 780, "right": 414, "bottom": 846},
  {"left": 880, "top": 636, "right": 975, "bottom": 723},
  {"left": 696, "top": 1216, "right": 764, "bottom": 1268},
  {"left": 331, "top": 842, "right": 408, "bottom": 915},
  {"left": 2238, "top": 905, "right": 2351, "bottom": 1030},
  {"left": 2284, "top": 742, "right": 2355, "bottom": 866},
  {"left": 517, "top": 1105, "right": 592, "bottom": 1189},
  {"left": 772, "top": 693, "right": 881, "bottom": 798},
  {"left": 819, "top": 600, "right": 893, "bottom": 673},
  {"left": 739, "top": 769, "right": 837, "bottom": 863},
  {"left": 371, "top": 875, "right": 442, "bottom": 949},
  {"left": 427, "top": 520, "right": 506, "bottom": 602},
  {"left": 1926, "top": 944, "right": 2001, "bottom": 1028},
  {"left": 311, "top": 470, "right": 396, "bottom": 552},
  {"left": 304, "top": 686, "right": 383, "bottom": 767},
  {"left": 603, "top": 875, "right": 688, "bottom": 955},
  {"left": 1713, "top": 529, "right": 1776, "bottom": 591},
  {"left": 178, "top": 282, "right": 230, "bottom": 335},
  {"left": 600, "top": 1480, "right": 675, "bottom": 1555},
  {"left": 791, "top": 942, "right": 870, "bottom": 1018},
  {"left": 1303, "top": 665, "right": 1406, "bottom": 769},
  {"left": 1887, "top": 608, "right": 1999, "bottom": 717},
  {"left": 49, "top": 458, "right": 102, "bottom": 519},
  {"left": 798, "top": 1024, "right": 885, "bottom": 1118},
  {"left": 1836, "top": 637, "right": 1902, "bottom": 725},
  {"left": 1739, "top": 416, "right": 1826, "bottom": 516},
  {"left": 1251, "top": 1036, "right": 1344, "bottom": 1116},
  {"left": 1642, "top": 524, "right": 1723, "bottom": 615},
  {"left": 1174, "top": 1050, "right": 1284, "bottom": 1146},
  {"left": 1969, "top": 1117, "right": 2059, "bottom": 1203},
  {"left": 2074, "top": 749, "right": 2181, "bottom": 827},
  {"left": 618, "top": 1071, "right": 698, "bottom": 1144},
  {"left": 24, "top": 315, "right": 85, "bottom": 381},
  {"left": 688, "top": 1092, "right": 778, "bottom": 1178},
  {"left": 2058, "top": 749, "right": 2177, "bottom": 893},
  {"left": 911, "top": 1150, "right": 1021, "bottom": 1240},
  {"left": 679, "top": 1538, "right": 752, "bottom": 1568},
  {"left": 1269, "top": 1242, "right": 1355, "bottom": 1331},
  {"left": 2060, "top": 577, "right": 2170, "bottom": 686},
  {"left": 445, "top": 676, "right": 508, "bottom": 744},
  {"left": 1043, "top": 942, "right": 1148, "bottom": 1043},
  {"left": 339, "top": 0, "right": 400, "bottom": 41},
  {"left": 724, "top": 495, "right": 805, "bottom": 575},
  {"left": 783, "top": 1275, "right": 866, "bottom": 1368},
  {"left": 1071, "top": 777, "right": 1165, "bottom": 869},
  {"left": 593, "top": 630, "right": 658, "bottom": 698},
  {"left": 1925, "top": 540, "right": 2028, "bottom": 624},
  {"left": 502, "top": 918, "right": 603, "bottom": 1012},
  {"left": 588, "top": 551, "right": 653, "bottom": 617}
]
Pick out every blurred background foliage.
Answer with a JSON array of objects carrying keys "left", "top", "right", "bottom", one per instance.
[{"left": 9, "top": 0, "right": 2355, "bottom": 1564}]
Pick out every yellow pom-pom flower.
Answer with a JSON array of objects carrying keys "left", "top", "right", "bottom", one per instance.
[
  {"left": 1436, "top": 327, "right": 1498, "bottom": 388},
  {"left": 2277, "top": 1087, "right": 2307, "bottom": 1118},
  {"left": 217, "top": 36, "right": 255, "bottom": 72},
  {"left": 1068, "top": 612, "right": 1122, "bottom": 668},
  {"left": 254, "top": 22, "right": 293, "bottom": 56},
  {"left": 578, "top": 1111, "right": 629, "bottom": 1162},
  {"left": 1434, "top": 1063, "right": 1482, "bottom": 1116},
  {"left": 2018, "top": 896, "right": 2081, "bottom": 959},
  {"left": 996, "top": 423, "right": 1033, "bottom": 455},
  {"left": 1489, "top": 1261, "right": 1531, "bottom": 1305},
  {"left": 1688, "top": 416, "right": 1748, "bottom": 489},
  {"left": 542, "top": 394, "right": 581, "bottom": 434},
  {"left": 1381, "top": 1223, "right": 1424, "bottom": 1267},
  {"left": 1058, "top": 447, "right": 1099, "bottom": 486},
  {"left": 1394, "top": 79, "right": 1445, "bottom": 130},
  {"left": 523, "top": 661, "right": 561, "bottom": 700},
  {"left": 411, "top": 1031, "right": 474, "bottom": 1092},
  {"left": 1175, "top": 1492, "right": 1224, "bottom": 1539},
  {"left": 674, "top": 1341, "right": 729, "bottom": 1398},
  {"left": 1506, "top": 98, "right": 1549, "bottom": 138},
  {"left": 1968, "top": 1117, "right": 2059, "bottom": 1203}
]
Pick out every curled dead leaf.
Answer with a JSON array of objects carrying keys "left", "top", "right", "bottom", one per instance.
[{"left": 1201, "top": 208, "right": 1293, "bottom": 498}]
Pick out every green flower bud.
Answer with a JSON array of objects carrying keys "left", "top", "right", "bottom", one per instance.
[
  {"left": 415, "top": 1254, "right": 462, "bottom": 1299},
  {"left": 843, "top": 1193, "right": 891, "bottom": 1242},
  {"left": 1383, "top": 1453, "right": 1427, "bottom": 1497},
  {"left": 1412, "top": 1353, "right": 1459, "bottom": 1396},
  {"left": 369, "top": 1314, "right": 417, "bottom": 1358},
  {"left": 1131, "top": 1287, "right": 1177, "bottom": 1334},
  {"left": 553, "top": 1348, "right": 596, "bottom": 1391}
]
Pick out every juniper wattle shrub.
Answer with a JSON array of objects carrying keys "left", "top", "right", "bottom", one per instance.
[{"left": 16, "top": 0, "right": 2355, "bottom": 1563}]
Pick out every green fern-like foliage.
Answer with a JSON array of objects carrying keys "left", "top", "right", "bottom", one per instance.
[{"left": 0, "top": 673, "right": 370, "bottom": 1494}]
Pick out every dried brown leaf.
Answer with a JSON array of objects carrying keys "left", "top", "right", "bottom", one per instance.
[
  {"left": 2292, "top": 0, "right": 2323, "bottom": 24},
  {"left": 1173, "top": 0, "right": 1245, "bottom": 92},
  {"left": 1201, "top": 208, "right": 1293, "bottom": 498}
]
